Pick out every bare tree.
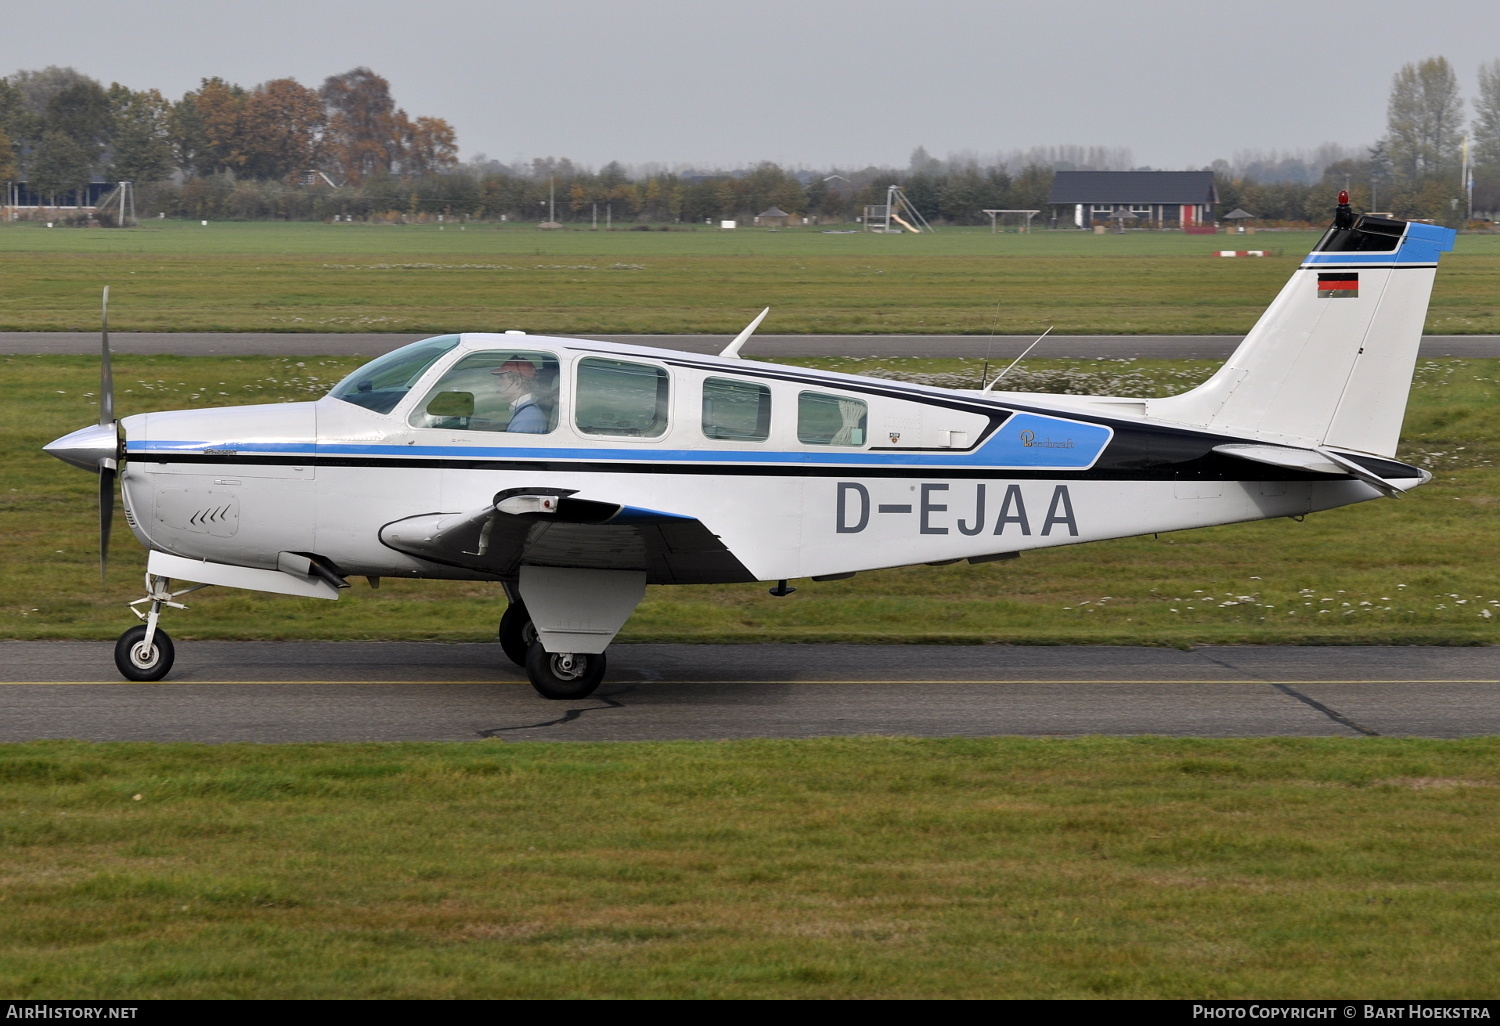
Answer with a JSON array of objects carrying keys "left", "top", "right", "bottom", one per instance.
[
  {"left": 1386, "top": 56, "right": 1464, "bottom": 184},
  {"left": 1474, "top": 59, "right": 1500, "bottom": 176}
]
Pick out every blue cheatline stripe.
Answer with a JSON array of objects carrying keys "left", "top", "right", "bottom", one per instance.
[
  {"left": 131, "top": 412, "right": 1113, "bottom": 472},
  {"left": 1301, "top": 221, "right": 1455, "bottom": 268}
]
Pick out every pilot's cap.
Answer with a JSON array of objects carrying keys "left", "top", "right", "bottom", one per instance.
[{"left": 492, "top": 359, "right": 537, "bottom": 378}]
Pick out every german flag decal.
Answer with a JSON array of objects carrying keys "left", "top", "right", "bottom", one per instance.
[{"left": 1317, "top": 272, "right": 1359, "bottom": 298}]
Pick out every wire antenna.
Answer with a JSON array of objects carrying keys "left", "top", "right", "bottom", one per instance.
[
  {"left": 977, "top": 301, "right": 1002, "bottom": 389},
  {"left": 983, "top": 326, "right": 1052, "bottom": 393}
]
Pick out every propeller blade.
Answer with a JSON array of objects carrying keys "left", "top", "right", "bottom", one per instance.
[
  {"left": 98, "top": 463, "right": 115, "bottom": 582},
  {"left": 99, "top": 286, "right": 114, "bottom": 428}
]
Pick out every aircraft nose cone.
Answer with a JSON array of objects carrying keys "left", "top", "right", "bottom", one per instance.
[{"left": 44, "top": 422, "right": 119, "bottom": 473}]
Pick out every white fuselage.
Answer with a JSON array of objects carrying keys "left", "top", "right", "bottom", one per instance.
[{"left": 117, "top": 333, "right": 1397, "bottom": 586}]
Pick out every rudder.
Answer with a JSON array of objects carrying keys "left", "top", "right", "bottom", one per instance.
[{"left": 1151, "top": 204, "right": 1455, "bottom": 457}]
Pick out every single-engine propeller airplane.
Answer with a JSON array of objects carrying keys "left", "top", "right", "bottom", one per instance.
[{"left": 45, "top": 195, "right": 1454, "bottom": 699}]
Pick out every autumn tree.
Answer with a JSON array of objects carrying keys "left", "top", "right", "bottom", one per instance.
[
  {"left": 1386, "top": 57, "right": 1464, "bottom": 185},
  {"left": 188, "top": 78, "right": 249, "bottom": 175},
  {"left": 240, "top": 78, "right": 324, "bottom": 180},
  {"left": 401, "top": 115, "right": 457, "bottom": 176},
  {"left": 320, "top": 68, "right": 403, "bottom": 185}
]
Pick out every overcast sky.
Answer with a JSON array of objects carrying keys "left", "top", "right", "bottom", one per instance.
[{"left": 5, "top": 0, "right": 1498, "bottom": 171}]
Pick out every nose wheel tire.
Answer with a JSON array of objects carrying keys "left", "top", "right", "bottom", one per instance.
[
  {"left": 525, "top": 640, "right": 606, "bottom": 700},
  {"left": 114, "top": 625, "right": 175, "bottom": 682},
  {"left": 498, "top": 603, "right": 537, "bottom": 668}
]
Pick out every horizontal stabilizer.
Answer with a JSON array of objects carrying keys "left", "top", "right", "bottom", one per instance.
[
  {"left": 1212, "top": 443, "right": 1345, "bottom": 475},
  {"left": 1212, "top": 443, "right": 1413, "bottom": 498}
]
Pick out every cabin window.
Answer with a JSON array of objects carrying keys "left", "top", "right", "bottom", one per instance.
[
  {"left": 702, "top": 377, "right": 771, "bottom": 441},
  {"left": 797, "top": 391, "right": 866, "bottom": 446},
  {"left": 408, "top": 350, "right": 560, "bottom": 433},
  {"left": 329, "top": 334, "right": 459, "bottom": 414},
  {"left": 575, "top": 357, "right": 669, "bottom": 438}
]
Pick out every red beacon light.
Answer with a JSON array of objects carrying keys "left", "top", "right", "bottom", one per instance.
[{"left": 1333, "top": 189, "right": 1355, "bottom": 228}]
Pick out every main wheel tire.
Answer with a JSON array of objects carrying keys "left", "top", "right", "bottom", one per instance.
[
  {"left": 114, "top": 625, "right": 175, "bottom": 682},
  {"left": 524, "top": 640, "right": 606, "bottom": 700},
  {"left": 498, "top": 603, "right": 536, "bottom": 668}
]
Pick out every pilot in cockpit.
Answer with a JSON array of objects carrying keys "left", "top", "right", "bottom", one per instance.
[{"left": 491, "top": 359, "right": 548, "bottom": 433}]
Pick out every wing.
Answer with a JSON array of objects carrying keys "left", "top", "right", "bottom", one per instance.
[{"left": 378, "top": 488, "right": 756, "bottom": 585}]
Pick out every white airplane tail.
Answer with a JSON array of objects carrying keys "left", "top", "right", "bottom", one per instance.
[{"left": 1151, "top": 198, "right": 1456, "bottom": 457}]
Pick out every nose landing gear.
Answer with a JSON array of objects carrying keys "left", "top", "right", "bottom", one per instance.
[{"left": 115, "top": 573, "right": 208, "bottom": 681}]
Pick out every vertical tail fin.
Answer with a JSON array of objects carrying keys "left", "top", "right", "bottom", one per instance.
[{"left": 1151, "top": 208, "right": 1455, "bottom": 457}]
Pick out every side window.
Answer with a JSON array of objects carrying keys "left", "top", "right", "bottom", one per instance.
[
  {"left": 798, "top": 391, "right": 867, "bottom": 446},
  {"left": 702, "top": 377, "right": 771, "bottom": 441},
  {"left": 576, "top": 358, "right": 669, "bottom": 438},
  {"left": 408, "top": 350, "right": 560, "bottom": 433}
]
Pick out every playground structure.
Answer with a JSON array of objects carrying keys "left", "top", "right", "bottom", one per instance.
[
  {"left": 863, "top": 185, "right": 936, "bottom": 233},
  {"left": 983, "top": 209, "right": 1040, "bottom": 233},
  {"left": 93, "top": 182, "right": 138, "bottom": 227}
]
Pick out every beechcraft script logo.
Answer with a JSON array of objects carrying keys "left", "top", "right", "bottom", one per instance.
[{"left": 1317, "top": 272, "right": 1359, "bottom": 298}]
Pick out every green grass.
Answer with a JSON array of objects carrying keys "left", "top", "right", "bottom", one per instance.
[
  {"left": 1, "top": 221, "right": 1498, "bottom": 334},
  {"left": 1, "top": 737, "right": 1497, "bottom": 998},
  {"left": 7, "top": 354, "right": 1500, "bottom": 646}
]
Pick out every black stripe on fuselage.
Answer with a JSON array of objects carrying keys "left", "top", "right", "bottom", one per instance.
[{"left": 127, "top": 448, "right": 1423, "bottom": 483}]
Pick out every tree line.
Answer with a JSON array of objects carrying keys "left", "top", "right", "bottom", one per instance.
[
  {"left": 0, "top": 65, "right": 456, "bottom": 201},
  {"left": 3, "top": 56, "right": 1498, "bottom": 226}
]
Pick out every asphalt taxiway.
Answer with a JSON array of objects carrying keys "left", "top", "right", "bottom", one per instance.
[{"left": 2, "top": 642, "right": 1496, "bottom": 743}]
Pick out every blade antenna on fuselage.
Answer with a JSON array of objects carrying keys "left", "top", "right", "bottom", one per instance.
[
  {"left": 983, "top": 326, "right": 1052, "bottom": 393},
  {"left": 719, "top": 307, "right": 770, "bottom": 359}
]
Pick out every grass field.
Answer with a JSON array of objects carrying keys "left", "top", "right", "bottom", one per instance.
[
  {"left": 6, "top": 353, "right": 1500, "bottom": 646},
  {"left": 2, "top": 221, "right": 1498, "bottom": 334},
  {"left": 2, "top": 736, "right": 1497, "bottom": 998},
  {"left": 7, "top": 225, "right": 1496, "bottom": 1002}
]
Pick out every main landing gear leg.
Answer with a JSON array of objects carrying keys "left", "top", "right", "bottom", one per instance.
[
  {"left": 114, "top": 573, "right": 207, "bottom": 682},
  {"left": 516, "top": 566, "right": 644, "bottom": 701}
]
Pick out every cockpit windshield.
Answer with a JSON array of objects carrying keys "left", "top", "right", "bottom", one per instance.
[{"left": 328, "top": 335, "right": 460, "bottom": 413}]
